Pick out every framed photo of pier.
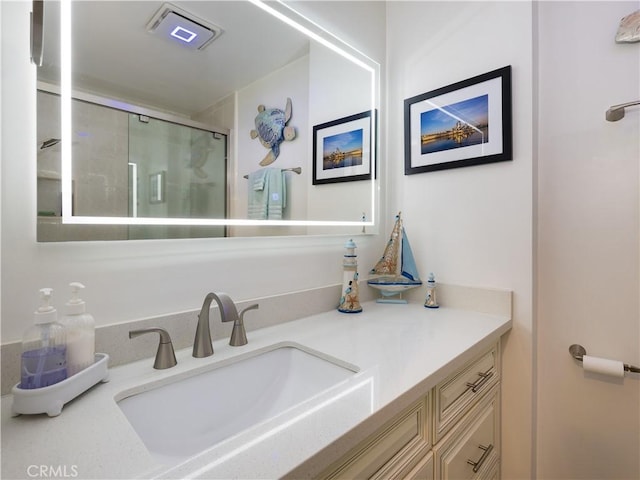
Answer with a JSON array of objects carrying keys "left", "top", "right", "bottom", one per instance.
[
  {"left": 404, "top": 66, "right": 512, "bottom": 175},
  {"left": 313, "top": 110, "right": 375, "bottom": 185}
]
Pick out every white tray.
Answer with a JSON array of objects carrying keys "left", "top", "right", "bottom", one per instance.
[{"left": 11, "top": 353, "right": 110, "bottom": 417}]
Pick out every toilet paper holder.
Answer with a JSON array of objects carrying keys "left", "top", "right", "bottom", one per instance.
[{"left": 569, "top": 344, "right": 640, "bottom": 373}]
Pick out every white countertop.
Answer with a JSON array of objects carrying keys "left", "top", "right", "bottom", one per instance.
[{"left": 1, "top": 301, "right": 511, "bottom": 479}]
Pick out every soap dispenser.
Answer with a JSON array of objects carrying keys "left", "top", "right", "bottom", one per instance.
[
  {"left": 20, "top": 288, "right": 67, "bottom": 389},
  {"left": 60, "top": 282, "right": 95, "bottom": 376}
]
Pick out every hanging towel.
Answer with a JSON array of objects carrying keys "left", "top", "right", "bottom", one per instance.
[
  {"left": 250, "top": 168, "right": 268, "bottom": 192},
  {"left": 247, "top": 168, "right": 286, "bottom": 220},
  {"left": 266, "top": 168, "right": 286, "bottom": 220},
  {"left": 247, "top": 169, "right": 268, "bottom": 219}
]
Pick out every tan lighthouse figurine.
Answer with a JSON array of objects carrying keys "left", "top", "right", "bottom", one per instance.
[{"left": 338, "top": 239, "right": 362, "bottom": 313}]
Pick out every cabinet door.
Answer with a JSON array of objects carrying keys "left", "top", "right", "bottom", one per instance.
[
  {"left": 404, "top": 451, "right": 434, "bottom": 480},
  {"left": 321, "top": 396, "right": 431, "bottom": 480},
  {"left": 433, "top": 344, "right": 499, "bottom": 442},
  {"left": 433, "top": 387, "right": 500, "bottom": 480}
]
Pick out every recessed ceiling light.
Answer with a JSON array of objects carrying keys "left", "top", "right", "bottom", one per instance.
[
  {"left": 170, "top": 26, "right": 197, "bottom": 44},
  {"left": 146, "top": 3, "right": 223, "bottom": 51}
]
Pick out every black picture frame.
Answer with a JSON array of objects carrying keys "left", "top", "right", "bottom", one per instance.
[
  {"left": 312, "top": 110, "right": 375, "bottom": 185},
  {"left": 404, "top": 66, "right": 512, "bottom": 175}
]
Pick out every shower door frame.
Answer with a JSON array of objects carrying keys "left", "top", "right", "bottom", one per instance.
[{"left": 37, "top": 81, "right": 231, "bottom": 236}]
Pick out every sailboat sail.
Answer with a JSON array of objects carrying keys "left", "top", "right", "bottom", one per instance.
[
  {"left": 400, "top": 228, "right": 421, "bottom": 283},
  {"left": 368, "top": 213, "right": 422, "bottom": 302},
  {"left": 370, "top": 215, "right": 402, "bottom": 276}
]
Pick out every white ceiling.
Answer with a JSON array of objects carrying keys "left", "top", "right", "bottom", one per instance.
[{"left": 39, "top": 1, "right": 310, "bottom": 117}]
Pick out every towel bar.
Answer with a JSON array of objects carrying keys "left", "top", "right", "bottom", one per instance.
[
  {"left": 243, "top": 167, "right": 301, "bottom": 179},
  {"left": 569, "top": 344, "right": 640, "bottom": 373}
]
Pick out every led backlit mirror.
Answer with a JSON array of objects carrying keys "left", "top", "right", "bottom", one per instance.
[{"left": 36, "top": 0, "right": 379, "bottom": 241}]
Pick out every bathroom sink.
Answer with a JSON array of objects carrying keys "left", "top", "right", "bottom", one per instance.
[{"left": 116, "top": 344, "right": 358, "bottom": 464}]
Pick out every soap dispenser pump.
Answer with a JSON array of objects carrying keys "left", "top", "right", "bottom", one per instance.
[
  {"left": 60, "top": 282, "right": 95, "bottom": 376},
  {"left": 20, "top": 288, "right": 67, "bottom": 389}
]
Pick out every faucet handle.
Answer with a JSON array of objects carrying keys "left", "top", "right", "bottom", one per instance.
[
  {"left": 230, "top": 304, "right": 259, "bottom": 347},
  {"left": 129, "top": 328, "right": 178, "bottom": 369}
]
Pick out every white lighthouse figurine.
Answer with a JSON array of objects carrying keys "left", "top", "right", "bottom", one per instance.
[
  {"left": 338, "top": 239, "right": 362, "bottom": 313},
  {"left": 424, "top": 272, "right": 439, "bottom": 308}
]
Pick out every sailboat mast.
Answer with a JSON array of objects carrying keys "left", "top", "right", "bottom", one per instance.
[
  {"left": 370, "top": 212, "right": 402, "bottom": 276},
  {"left": 395, "top": 223, "right": 403, "bottom": 279}
]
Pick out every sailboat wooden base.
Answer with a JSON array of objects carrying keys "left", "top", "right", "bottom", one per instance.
[
  {"left": 368, "top": 277, "right": 422, "bottom": 303},
  {"left": 377, "top": 298, "right": 407, "bottom": 304}
]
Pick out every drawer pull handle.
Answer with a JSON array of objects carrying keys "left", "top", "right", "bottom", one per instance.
[
  {"left": 466, "top": 371, "right": 493, "bottom": 393},
  {"left": 467, "top": 444, "right": 494, "bottom": 473}
]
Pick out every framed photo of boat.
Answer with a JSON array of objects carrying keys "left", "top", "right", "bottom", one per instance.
[
  {"left": 312, "top": 110, "right": 375, "bottom": 185},
  {"left": 404, "top": 66, "right": 512, "bottom": 175}
]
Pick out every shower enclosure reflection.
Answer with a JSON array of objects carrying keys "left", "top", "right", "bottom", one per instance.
[
  {"left": 37, "top": 90, "right": 227, "bottom": 241},
  {"left": 128, "top": 116, "right": 226, "bottom": 221}
]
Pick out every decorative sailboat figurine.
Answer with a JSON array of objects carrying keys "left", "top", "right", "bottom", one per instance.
[{"left": 367, "top": 212, "right": 422, "bottom": 303}]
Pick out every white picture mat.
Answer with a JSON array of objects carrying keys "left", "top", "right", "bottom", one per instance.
[
  {"left": 409, "top": 76, "right": 504, "bottom": 168},
  {"left": 315, "top": 116, "right": 372, "bottom": 181}
]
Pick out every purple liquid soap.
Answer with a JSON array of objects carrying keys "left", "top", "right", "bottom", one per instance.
[{"left": 20, "top": 346, "right": 67, "bottom": 389}]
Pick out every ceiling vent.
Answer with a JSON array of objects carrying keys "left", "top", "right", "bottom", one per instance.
[{"left": 146, "top": 3, "right": 223, "bottom": 51}]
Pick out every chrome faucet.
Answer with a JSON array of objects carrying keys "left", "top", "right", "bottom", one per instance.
[{"left": 193, "top": 292, "right": 240, "bottom": 358}]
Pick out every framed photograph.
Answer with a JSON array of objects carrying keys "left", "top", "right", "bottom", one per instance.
[
  {"left": 404, "top": 66, "right": 512, "bottom": 175},
  {"left": 313, "top": 110, "right": 375, "bottom": 185}
]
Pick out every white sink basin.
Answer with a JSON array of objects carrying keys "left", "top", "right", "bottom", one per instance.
[{"left": 116, "top": 344, "right": 358, "bottom": 464}]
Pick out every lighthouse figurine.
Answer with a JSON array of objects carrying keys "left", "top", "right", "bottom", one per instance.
[
  {"left": 338, "top": 239, "right": 363, "bottom": 313},
  {"left": 424, "top": 272, "right": 440, "bottom": 308}
]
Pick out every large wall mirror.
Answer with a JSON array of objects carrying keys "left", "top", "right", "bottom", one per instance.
[{"left": 36, "top": 0, "right": 380, "bottom": 241}]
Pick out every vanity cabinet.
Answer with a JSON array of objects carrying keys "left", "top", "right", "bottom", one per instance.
[{"left": 318, "top": 343, "right": 501, "bottom": 480}]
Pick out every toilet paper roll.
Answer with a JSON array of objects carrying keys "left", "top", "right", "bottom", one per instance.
[{"left": 582, "top": 355, "right": 624, "bottom": 378}]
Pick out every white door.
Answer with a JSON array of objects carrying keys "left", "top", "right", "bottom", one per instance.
[{"left": 537, "top": 2, "right": 640, "bottom": 479}]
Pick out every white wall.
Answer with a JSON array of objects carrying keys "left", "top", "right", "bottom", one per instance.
[
  {"left": 0, "top": 1, "right": 386, "bottom": 343},
  {"left": 233, "top": 55, "right": 310, "bottom": 237},
  {"left": 306, "top": 41, "right": 375, "bottom": 227},
  {"left": 386, "top": 2, "right": 534, "bottom": 479},
  {"left": 536, "top": 2, "right": 640, "bottom": 479},
  {"left": 290, "top": 0, "right": 388, "bottom": 236}
]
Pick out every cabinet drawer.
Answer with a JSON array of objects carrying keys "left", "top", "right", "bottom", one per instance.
[
  {"left": 433, "top": 344, "right": 499, "bottom": 442},
  {"left": 433, "top": 387, "right": 500, "bottom": 480},
  {"left": 321, "top": 396, "right": 430, "bottom": 480}
]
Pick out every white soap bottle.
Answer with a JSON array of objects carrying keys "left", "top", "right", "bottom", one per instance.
[
  {"left": 60, "top": 282, "right": 95, "bottom": 376},
  {"left": 20, "top": 288, "right": 68, "bottom": 389}
]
